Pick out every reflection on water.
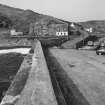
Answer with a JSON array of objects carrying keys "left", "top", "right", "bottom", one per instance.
[
  {"left": 0, "top": 52, "right": 24, "bottom": 102},
  {"left": 0, "top": 48, "right": 31, "bottom": 54},
  {"left": 0, "top": 82, "right": 10, "bottom": 102}
]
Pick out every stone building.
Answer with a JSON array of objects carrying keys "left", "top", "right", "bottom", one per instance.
[{"left": 29, "top": 19, "right": 68, "bottom": 36}]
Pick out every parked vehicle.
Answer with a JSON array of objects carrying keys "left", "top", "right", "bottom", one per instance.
[
  {"left": 96, "top": 46, "right": 105, "bottom": 55},
  {"left": 96, "top": 41, "right": 105, "bottom": 55}
]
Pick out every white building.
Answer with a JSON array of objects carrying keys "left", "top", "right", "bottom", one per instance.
[
  {"left": 10, "top": 29, "right": 23, "bottom": 36},
  {"left": 85, "top": 28, "right": 93, "bottom": 33},
  {"left": 70, "top": 23, "right": 75, "bottom": 28},
  {"left": 10, "top": 29, "right": 17, "bottom": 36}
]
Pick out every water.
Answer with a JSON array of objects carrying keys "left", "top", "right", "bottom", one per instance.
[
  {"left": 0, "top": 82, "right": 10, "bottom": 102},
  {"left": 0, "top": 48, "right": 31, "bottom": 54},
  {"left": 0, "top": 50, "right": 27, "bottom": 102}
]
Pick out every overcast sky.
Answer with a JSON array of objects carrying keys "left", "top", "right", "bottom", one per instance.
[{"left": 0, "top": 0, "right": 105, "bottom": 22}]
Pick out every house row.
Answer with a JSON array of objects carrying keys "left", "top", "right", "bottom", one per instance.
[{"left": 29, "top": 19, "right": 68, "bottom": 36}]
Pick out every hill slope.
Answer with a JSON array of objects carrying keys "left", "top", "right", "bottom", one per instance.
[
  {"left": 1, "top": 3, "right": 105, "bottom": 37},
  {"left": 79, "top": 20, "right": 105, "bottom": 35},
  {"left": 0, "top": 4, "right": 60, "bottom": 33}
]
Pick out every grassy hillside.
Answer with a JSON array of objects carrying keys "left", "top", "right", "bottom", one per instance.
[
  {"left": 0, "top": 4, "right": 87, "bottom": 36},
  {"left": 1, "top": 3, "right": 105, "bottom": 38},
  {"left": 0, "top": 4, "right": 55, "bottom": 33},
  {"left": 79, "top": 20, "right": 105, "bottom": 35},
  {"left": 0, "top": 3, "right": 73, "bottom": 35}
]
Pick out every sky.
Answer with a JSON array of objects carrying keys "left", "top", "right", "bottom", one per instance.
[{"left": 0, "top": 0, "right": 105, "bottom": 22}]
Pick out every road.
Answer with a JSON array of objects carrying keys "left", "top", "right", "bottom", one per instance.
[{"left": 50, "top": 49, "right": 105, "bottom": 105}]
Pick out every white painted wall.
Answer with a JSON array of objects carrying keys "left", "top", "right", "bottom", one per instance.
[{"left": 56, "top": 32, "right": 68, "bottom": 36}]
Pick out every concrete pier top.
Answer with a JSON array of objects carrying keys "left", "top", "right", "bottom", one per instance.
[
  {"left": 0, "top": 40, "right": 57, "bottom": 105},
  {"left": 15, "top": 41, "right": 57, "bottom": 105},
  {"left": 49, "top": 48, "right": 105, "bottom": 105}
]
